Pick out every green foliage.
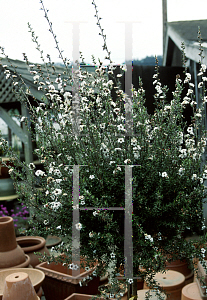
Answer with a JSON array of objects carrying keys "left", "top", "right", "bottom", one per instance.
[{"left": 0, "top": 1, "right": 207, "bottom": 298}]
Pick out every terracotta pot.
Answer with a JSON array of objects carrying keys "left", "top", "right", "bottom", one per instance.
[
  {"left": 181, "top": 282, "right": 202, "bottom": 300},
  {"left": 0, "top": 216, "right": 30, "bottom": 269},
  {"left": 2, "top": 272, "right": 40, "bottom": 300},
  {"left": 16, "top": 236, "right": 50, "bottom": 267},
  {"left": 165, "top": 257, "right": 194, "bottom": 285},
  {"left": 36, "top": 257, "right": 100, "bottom": 300},
  {"left": 144, "top": 270, "right": 185, "bottom": 300},
  {"left": 45, "top": 235, "right": 62, "bottom": 248},
  {"left": 0, "top": 267, "right": 45, "bottom": 300},
  {"left": 195, "top": 261, "right": 207, "bottom": 299}
]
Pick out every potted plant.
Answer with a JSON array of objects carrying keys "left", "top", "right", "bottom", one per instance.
[{"left": 1, "top": 1, "right": 207, "bottom": 299}]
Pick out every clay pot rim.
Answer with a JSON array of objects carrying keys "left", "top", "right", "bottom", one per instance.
[
  {"left": 0, "top": 216, "right": 13, "bottom": 224},
  {"left": 0, "top": 267, "right": 45, "bottom": 289},
  {"left": 16, "top": 236, "right": 46, "bottom": 252},
  {"left": 8, "top": 254, "right": 30, "bottom": 269}
]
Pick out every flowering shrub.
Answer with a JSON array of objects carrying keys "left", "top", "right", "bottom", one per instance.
[{"left": 1, "top": 1, "right": 207, "bottom": 298}]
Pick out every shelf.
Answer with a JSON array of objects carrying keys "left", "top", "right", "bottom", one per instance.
[{"left": 0, "top": 194, "right": 19, "bottom": 201}]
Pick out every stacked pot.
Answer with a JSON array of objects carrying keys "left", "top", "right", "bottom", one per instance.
[{"left": 0, "top": 216, "right": 45, "bottom": 299}]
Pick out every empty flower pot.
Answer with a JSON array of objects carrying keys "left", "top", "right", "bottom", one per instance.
[
  {"left": 2, "top": 272, "right": 40, "bottom": 300},
  {"left": 36, "top": 257, "right": 100, "bottom": 300},
  {"left": 0, "top": 267, "right": 45, "bottom": 300},
  {"left": 16, "top": 236, "right": 50, "bottom": 267},
  {"left": 0, "top": 217, "right": 30, "bottom": 269}
]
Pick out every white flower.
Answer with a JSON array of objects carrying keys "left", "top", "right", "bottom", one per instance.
[
  {"left": 179, "top": 149, "right": 187, "bottom": 158},
  {"left": 164, "top": 105, "right": 171, "bottom": 110},
  {"left": 187, "top": 89, "right": 193, "bottom": 96},
  {"left": 33, "top": 75, "right": 40, "bottom": 81},
  {"left": 190, "top": 101, "right": 197, "bottom": 107},
  {"left": 110, "top": 252, "right": 115, "bottom": 259},
  {"left": 144, "top": 234, "right": 153, "bottom": 243},
  {"left": 124, "top": 159, "right": 131, "bottom": 164},
  {"left": 201, "top": 64, "right": 206, "bottom": 72},
  {"left": 100, "top": 123, "right": 105, "bottom": 129},
  {"left": 118, "top": 138, "right": 124, "bottom": 143},
  {"left": 75, "top": 223, "right": 82, "bottom": 230},
  {"left": 197, "top": 71, "right": 203, "bottom": 76},
  {"left": 52, "top": 189, "right": 62, "bottom": 196},
  {"left": 178, "top": 167, "right": 185, "bottom": 175},
  {"left": 187, "top": 127, "right": 194, "bottom": 135},
  {"left": 35, "top": 170, "right": 45, "bottom": 176},
  {"left": 80, "top": 200, "right": 85, "bottom": 205},
  {"left": 109, "top": 161, "right": 115, "bottom": 165},
  {"left": 131, "top": 137, "right": 137, "bottom": 146},
  {"left": 117, "top": 124, "right": 125, "bottom": 131},
  {"left": 198, "top": 82, "right": 203, "bottom": 88},
  {"left": 44, "top": 220, "right": 49, "bottom": 225},
  {"left": 159, "top": 172, "right": 168, "bottom": 178},
  {"left": 192, "top": 174, "right": 197, "bottom": 180},
  {"left": 69, "top": 263, "right": 79, "bottom": 270},
  {"left": 53, "top": 169, "right": 62, "bottom": 177},
  {"left": 28, "top": 163, "right": 35, "bottom": 170},
  {"left": 20, "top": 116, "right": 26, "bottom": 122},
  {"left": 55, "top": 179, "right": 62, "bottom": 184},
  {"left": 128, "top": 279, "right": 133, "bottom": 284},
  {"left": 50, "top": 201, "right": 62, "bottom": 211},
  {"left": 113, "top": 166, "right": 121, "bottom": 174},
  {"left": 8, "top": 168, "right": 13, "bottom": 174},
  {"left": 93, "top": 211, "right": 98, "bottom": 216},
  {"left": 48, "top": 84, "right": 56, "bottom": 92},
  {"left": 203, "top": 170, "right": 207, "bottom": 180},
  {"left": 89, "top": 175, "right": 95, "bottom": 179},
  {"left": 56, "top": 225, "right": 61, "bottom": 229},
  {"left": 72, "top": 204, "right": 79, "bottom": 210},
  {"left": 89, "top": 232, "right": 94, "bottom": 237},
  {"left": 117, "top": 74, "right": 122, "bottom": 77},
  {"left": 201, "top": 248, "right": 206, "bottom": 258},
  {"left": 184, "top": 73, "right": 191, "bottom": 83}
]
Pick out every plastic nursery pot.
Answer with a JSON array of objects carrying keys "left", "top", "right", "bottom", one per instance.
[
  {"left": 16, "top": 236, "right": 50, "bottom": 267},
  {"left": 36, "top": 256, "right": 100, "bottom": 300},
  {"left": 0, "top": 268, "right": 45, "bottom": 300},
  {"left": 0, "top": 216, "right": 30, "bottom": 269},
  {"left": 2, "top": 272, "right": 40, "bottom": 300}
]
